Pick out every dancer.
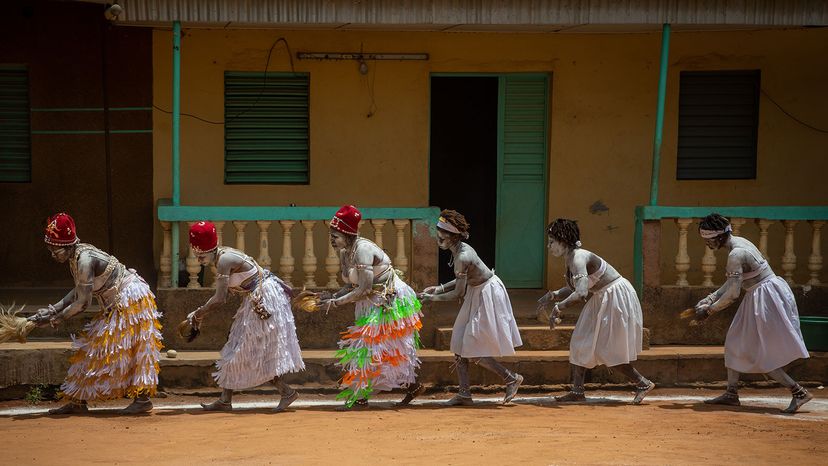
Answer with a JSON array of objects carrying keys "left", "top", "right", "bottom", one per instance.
[
  {"left": 319, "top": 205, "right": 424, "bottom": 409},
  {"left": 187, "top": 221, "right": 305, "bottom": 412},
  {"left": 693, "top": 213, "right": 811, "bottom": 413},
  {"left": 419, "top": 210, "right": 523, "bottom": 406},
  {"left": 540, "top": 218, "right": 654, "bottom": 404},
  {"left": 28, "top": 213, "right": 162, "bottom": 414}
]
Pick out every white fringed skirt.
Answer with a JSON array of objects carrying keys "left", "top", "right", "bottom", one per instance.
[
  {"left": 213, "top": 275, "right": 305, "bottom": 390},
  {"left": 61, "top": 274, "right": 163, "bottom": 402}
]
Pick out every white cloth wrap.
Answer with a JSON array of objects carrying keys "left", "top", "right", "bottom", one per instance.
[
  {"left": 213, "top": 274, "right": 305, "bottom": 389},
  {"left": 569, "top": 277, "right": 643, "bottom": 368},
  {"left": 724, "top": 275, "right": 809, "bottom": 373},
  {"left": 450, "top": 274, "right": 523, "bottom": 358}
]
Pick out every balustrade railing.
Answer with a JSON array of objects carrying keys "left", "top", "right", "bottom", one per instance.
[
  {"left": 157, "top": 201, "right": 440, "bottom": 290},
  {"left": 634, "top": 206, "right": 828, "bottom": 292}
]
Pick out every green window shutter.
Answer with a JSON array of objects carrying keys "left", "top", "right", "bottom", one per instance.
[
  {"left": 495, "top": 74, "right": 549, "bottom": 288},
  {"left": 677, "top": 70, "right": 759, "bottom": 180},
  {"left": 0, "top": 65, "right": 31, "bottom": 183},
  {"left": 224, "top": 72, "right": 309, "bottom": 184}
]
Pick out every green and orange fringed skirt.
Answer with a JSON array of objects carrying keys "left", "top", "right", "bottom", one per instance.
[{"left": 335, "top": 276, "right": 422, "bottom": 407}]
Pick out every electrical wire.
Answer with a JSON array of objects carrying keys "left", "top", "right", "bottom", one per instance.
[
  {"left": 153, "top": 36, "right": 296, "bottom": 125},
  {"left": 760, "top": 88, "right": 828, "bottom": 134}
]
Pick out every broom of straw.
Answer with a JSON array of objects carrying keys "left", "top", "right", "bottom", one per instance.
[
  {"left": 679, "top": 307, "right": 703, "bottom": 326},
  {"left": 0, "top": 303, "right": 37, "bottom": 344},
  {"left": 292, "top": 290, "right": 322, "bottom": 313}
]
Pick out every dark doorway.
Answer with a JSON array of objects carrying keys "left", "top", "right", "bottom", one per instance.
[{"left": 429, "top": 76, "right": 498, "bottom": 284}]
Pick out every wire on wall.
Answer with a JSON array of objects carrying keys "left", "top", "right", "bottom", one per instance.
[{"left": 153, "top": 35, "right": 296, "bottom": 126}]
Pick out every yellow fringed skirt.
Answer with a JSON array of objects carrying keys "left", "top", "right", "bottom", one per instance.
[{"left": 61, "top": 275, "right": 163, "bottom": 402}]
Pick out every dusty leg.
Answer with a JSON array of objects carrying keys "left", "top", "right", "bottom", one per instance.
[
  {"left": 555, "top": 364, "right": 587, "bottom": 402},
  {"left": 767, "top": 368, "right": 813, "bottom": 414},
  {"left": 272, "top": 376, "right": 298, "bottom": 413}
]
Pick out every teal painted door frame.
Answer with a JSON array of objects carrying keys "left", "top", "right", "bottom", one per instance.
[{"left": 430, "top": 73, "right": 550, "bottom": 288}]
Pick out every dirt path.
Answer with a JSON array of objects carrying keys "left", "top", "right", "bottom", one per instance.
[{"left": 1, "top": 389, "right": 826, "bottom": 465}]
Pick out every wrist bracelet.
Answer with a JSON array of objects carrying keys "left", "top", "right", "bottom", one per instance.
[{"left": 438, "top": 284, "right": 445, "bottom": 293}]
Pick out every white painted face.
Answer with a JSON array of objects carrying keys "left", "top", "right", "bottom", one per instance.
[
  {"left": 329, "top": 229, "right": 349, "bottom": 250},
  {"left": 197, "top": 251, "right": 216, "bottom": 266},
  {"left": 704, "top": 236, "right": 723, "bottom": 251},
  {"left": 436, "top": 228, "right": 458, "bottom": 250},
  {"left": 47, "top": 245, "right": 71, "bottom": 263},
  {"left": 547, "top": 237, "right": 568, "bottom": 257}
]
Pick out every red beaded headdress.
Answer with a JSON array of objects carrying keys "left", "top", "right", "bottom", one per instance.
[
  {"left": 44, "top": 212, "right": 79, "bottom": 246},
  {"left": 189, "top": 221, "right": 218, "bottom": 254},
  {"left": 330, "top": 205, "right": 361, "bottom": 235}
]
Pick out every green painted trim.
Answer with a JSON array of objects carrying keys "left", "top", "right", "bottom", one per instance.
[
  {"left": 171, "top": 20, "right": 182, "bottom": 288},
  {"left": 172, "top": 20, "right": 181, "bottom": 207},
  {"left": 30, "top": 107, "right": 151, "bottom": 112},
  {"left": 171, "top": 223, "right": 180, "bottom": 290},
  {"left": 158, "top": 201, "right": 440, "bottom": 222},
  {"left": 494, "top": 76, "right": 506, "bottom": 272},
  {"left": 649, "top": 23, "right": 671, "bottom": 206},
  {"left": 31, "top": 130, "right": 151, "bottom": 134},
  {"left": 637, "top": 205, "right": 828, "bottom": 221},
  {"left": 633, "top": 206, "right": 644, "bottom": 297}
]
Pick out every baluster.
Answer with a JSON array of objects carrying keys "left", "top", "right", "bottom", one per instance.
[
  {"left": 782, "top": 220, "right": 798, "bottom": 285},
  {"left": 393, "top": 219, "right": 410, "bottom": 277},
  {"left": 279, "top": 220, "right": 295, "bottom": 287},
  {"left": 233, "top": 221, "right": 247, "bottom": 253},
  {"left": 674, "top": 218, "right": 692, "bottom": 286},
  {"left": 808, "top": 221, "right": 824, "bottom": 286},
  {"left": 302, "top": 220, "right": 317, "bottom": 287},
  {"left": 756, "top": 219, "right": 774, "bottom": 260},
  {"left": 211, "top": 221, "right": 225, "bottom": 286},
  {"left": 372, "top": 219, "right": 387, "bottom": 250},
  {"left": 257, "top": 221, "right": 272, "bottom": 271},
  {"left": 324, "top": 221, "right": 341, "bottom": 288},
  {"left": 186, "top": 222, "right": 201, "bottom": 288},
  {"left": 701, "top": 217, "right": 717, "bottom": 287},
  {"left": 730, "top": 217, "right": 746, "bottom": 236},
  {"left": 159, "top": 221, "right": 172, "bottom": 288}
]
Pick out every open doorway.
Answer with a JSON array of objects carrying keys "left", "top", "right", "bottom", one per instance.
[{"left": 429, "top": 76, "right": 498, "bottom": 284}]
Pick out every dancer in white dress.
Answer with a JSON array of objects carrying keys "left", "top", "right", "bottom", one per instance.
[
  {"left": 694, "top": 213, "right": 811, "bottom": 413},
  {"left": 539, "top": 219, "right": 654, "bottom": 404},
  {"left": 187, "top": 221, "right": 305, "bottom": 412},
  {"left": 419, "top": 210, "right": 524, "bottom": 405}
]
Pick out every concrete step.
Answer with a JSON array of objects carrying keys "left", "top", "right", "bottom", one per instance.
[
  {"left": 2, "top": 341, "right": 825, "bottom": 393},
  {"left": 433, "top": 326, "right": 651, "bottom": 351}
]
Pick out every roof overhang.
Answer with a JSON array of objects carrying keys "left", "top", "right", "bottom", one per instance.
[{"left": 78, "top": 0, "right": 828, "bottom": 30}]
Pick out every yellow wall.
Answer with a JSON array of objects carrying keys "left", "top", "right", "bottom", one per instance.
[{"left": 152, "top": 28, "right": 828, "bottom": 288}]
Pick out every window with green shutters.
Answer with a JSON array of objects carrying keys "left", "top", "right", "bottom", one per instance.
[
  {"left": 677, "top": 70, "right": 760, "bottom": 180},
  {"left": 224, "top": 72, "right": 310, "bottom": 184},
  {"left": 0, "top": 65, "right": 31, "bottom": 183}
]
